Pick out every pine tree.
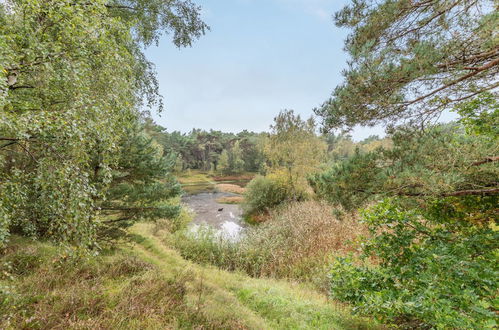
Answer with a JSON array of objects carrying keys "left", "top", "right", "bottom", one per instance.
[
  {"left": 317, "top": 0, "right": 498, "bottom": 130},
  {"left": 98, "top": 123, "right": 182, "bottom": 239}
]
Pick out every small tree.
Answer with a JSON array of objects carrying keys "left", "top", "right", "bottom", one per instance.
[
  {"left": 98, "top": 123, "right": 182, "bottom": 239},
  {"left": 230, "top": 140, "right": 245, "bottom": 174},
  {"left": 264, "top": 110, "right": 326, "bottom": 195},
  {"left": 218, "top": 150, "right": 230, "bottom": 174}
]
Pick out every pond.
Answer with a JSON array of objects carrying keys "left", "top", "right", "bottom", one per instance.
[{"left": 181, "top": 180, "right": 249, "bottom": 240}]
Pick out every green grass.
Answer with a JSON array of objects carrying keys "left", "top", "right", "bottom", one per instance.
[
  {"left": 0, "top": 224, "right": 379, "bottom": 329},
  {"left": 176, "top": 169, "right": 214, "bottom": 185},
  {"left": 176, "top": 169, "right": 255, "bottom": 185}
]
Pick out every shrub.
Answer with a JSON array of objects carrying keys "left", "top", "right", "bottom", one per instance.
[
  {"left": 243, "top": 173, "right": 309, "bottom": 217},
  {"left": 329, "top": 199, "right": 498, "bottom": 329},
  {"left": 242, "top": 176, "right": 289, "bottom": 216}
]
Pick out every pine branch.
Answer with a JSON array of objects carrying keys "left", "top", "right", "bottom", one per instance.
[
  {"left": 405, "top": 58, "right": 499, "bottom": 106},
  {"left": 399, "top": 187, "right": 499, "bottom": 197}
]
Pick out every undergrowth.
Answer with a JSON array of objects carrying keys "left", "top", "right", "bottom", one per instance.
[
  {"left": 172, "top": 200, "right": 367, "bottom": 290},
  {"left": 0, "top": 223, "right": 378, "bottom": 329}
]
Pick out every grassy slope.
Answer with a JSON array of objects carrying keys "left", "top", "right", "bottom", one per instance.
[{"left": 0, "top": 223, "right": 378, "bottom": 329}]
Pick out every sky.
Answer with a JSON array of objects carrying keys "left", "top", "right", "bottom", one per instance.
[{"left": 146, "top": 0, "right": 385, "bottom": 140}]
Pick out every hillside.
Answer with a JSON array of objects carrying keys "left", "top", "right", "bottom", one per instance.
[{"left": 0, "top": 222, "right": 378, "bottom": 329}]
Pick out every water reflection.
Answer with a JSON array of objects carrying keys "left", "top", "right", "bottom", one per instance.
[{"left": 182, "top": 190, "right": 246, "bottom": 240}]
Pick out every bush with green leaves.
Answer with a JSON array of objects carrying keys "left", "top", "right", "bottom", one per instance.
[
  {"left": 242, "top": 175, "right": 303, "bottom": 217},
  {"left": 310, "top": 124, "right": 498, "bottom": 212},
  {"left": 329, "top": 199, "right": 498, "bottom": 329}
]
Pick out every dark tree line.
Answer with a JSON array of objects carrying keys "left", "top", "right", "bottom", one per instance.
[{"left": 144, "top": 120, "right": 266, "bottom": 174}]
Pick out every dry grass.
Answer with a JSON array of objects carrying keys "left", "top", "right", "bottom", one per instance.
[
  {"left": 216, "top": 196, "right": 244, "bottom": 204},
  {"left": 265, "top": 200, "right": 367, "bottom": 256},
  {"left": 215, "top": 183, "right": 246, "bottom": 194},
  {"left": 212, "top": 174, "right": 255, "bottom": 181},
  {"left": 174, "top": 200, "right": 368, "bottom": 291},
  {"left": 0, "top": 228, "right": 379, "bottom": 329},
  {"left": 241, "top": 200, "right": 368, "bottom": 287}
]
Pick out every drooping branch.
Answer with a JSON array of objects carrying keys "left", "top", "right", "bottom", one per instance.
[{"left": 399, "top": 187, "right": 499, "bottom": 197}]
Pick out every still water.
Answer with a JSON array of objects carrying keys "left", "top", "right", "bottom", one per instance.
[{"left": 181, "top": 181, "right": 248, "bottom": 240}]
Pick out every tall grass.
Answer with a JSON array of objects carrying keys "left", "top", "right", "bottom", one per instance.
[
  {"left": 173, "top": 200, "right": 367, "bottom": 290},
  {"left": 0, "top": 237, "right": 206, "bottom": 329},
  {"left": 1, "top": 227, "right": 379, "bottom": 329}
]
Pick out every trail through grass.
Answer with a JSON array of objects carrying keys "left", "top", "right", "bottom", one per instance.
[
  {"left": 0, "top": 223, "right": 379, "bottom": 329},
  {"left": 128, "top": 222, "right": 378, "bottom": 329}
]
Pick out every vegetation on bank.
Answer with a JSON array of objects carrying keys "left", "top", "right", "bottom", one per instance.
[
  {"left": 173, "top": 200, "right": 367, "bottom": 291},
  {"left": 0, "top": 224, "right": 378, "bottom": 329},
  {"left": 176, "top": 170, "right": 255, "bottom": 185}
]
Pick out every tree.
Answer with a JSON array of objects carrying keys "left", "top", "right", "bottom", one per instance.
[
  {"left": 0, "top": 0, "right": 206, "bottom": 248},
  {"left": 218, "top": 150, "right": 230, "bottom": 174},
  {"left": 312, "top": 1, "right": 498, "bottom": 325},
  {"left": 264, "top": 110, "right": 327, "bottom": 194},
  {"left": 316, "top": 0, "right": 498, "bottom": 130},
  {"left": 311, "top": 123, "right": 499, "bottom": 211},
  {"left": 312, "top": 113, "right": 498, "bottom": 327},
  {"left": 238, "top": 132, "right": 266, "bottom": 172},
  {"left": 98, "top": 123, "right": 182, "bottom": 240},
  {"left": 229, "top": 140, "right": 245, "bottom": 174}
]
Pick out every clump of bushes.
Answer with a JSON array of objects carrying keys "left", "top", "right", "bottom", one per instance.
[
  {"left": 242, "top": 173, "right": 309, "bottom": 218},
  {"left": 242, "top": 176, "right": 289, "bottom": 217},
  {"left": 173, "top": 200, "right": 367, "bottom": 289},
  {"left": 329, "top": 199, "right": 498, "bottom": 329}
]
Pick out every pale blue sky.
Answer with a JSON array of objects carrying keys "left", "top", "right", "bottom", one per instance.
[{"left": 146, "top": 0, "right": 385, "bottom": 140}]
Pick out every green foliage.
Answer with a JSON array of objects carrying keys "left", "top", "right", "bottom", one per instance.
[
  {"left": 317, "top": 0, "right": 498, "bottom": 129},
  {"left": 264, "top": 110, "right": 326, "bottom": 189},
  {"left": 218, "top": 149, "right": 230, "bottom": 173},
  {"left": 456, "top": 92, "right": 499, "bottom": 138},
  {"left": 1, "top": 0, "right": 135, "bottom": 248},
  {"left": 106, "top": 0, "right": 209, "bottom": 47},
  {"left": 315, "top": 105, "right": 498, "bottom": 327},
  {"left": 310, "top": 149, "right": 381, "bottom": 211},
  {"left": 329, "top": 199, "right": 498, "bottom": 329},
  {"left": 311, "top": 124, "right": 499, "bottom": 211},
  {"left": 0, "top": 0, "right": 206, "bottom": 248},
  {"left": 314, "top": 2, "right": 499, "bottom": 327},
  {"left": 218, "top": 140, "right": 245, "bottom": 174},
  {"left": 242, "top": 175, "right": 296, "bottom": 216},
  {"left": 98, "top": 122, "right": 182, "bottom": 239},
  {"left": 156, "top": 126, "right": 265, "bottom": 173}
]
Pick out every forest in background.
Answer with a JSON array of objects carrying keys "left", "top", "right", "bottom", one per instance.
[
  {"left": 1, "top": 0, "right": 497, "bottom": 329},
  {"left": 144, "top": 117, "right": 390, "bottom": 175}
]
